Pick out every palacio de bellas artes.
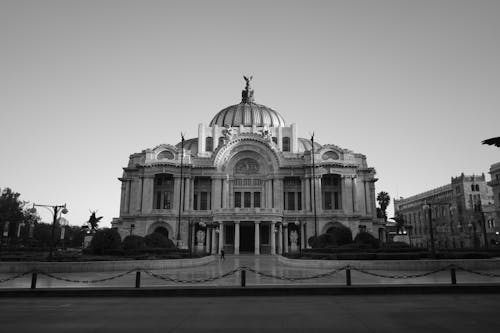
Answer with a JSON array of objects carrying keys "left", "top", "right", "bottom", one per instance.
[{"left": 112, "top": 77, "right": 382, "bottom": 255}]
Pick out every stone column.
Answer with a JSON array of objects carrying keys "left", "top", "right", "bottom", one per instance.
[
  {"left": 190, "top": 177, "right": 195, "bottom": 210},
  {"left": 211, "top": 227, "right": 217, "bottom": 254},
  {"left": 207, "top": 227, "right": 211, "bottom": 255},
  {"left": 141, "top": 176, "right": 154, "bottom": 214},
  {"left": 234, "top": 221, "right": 240, "bottom": 255},
  {"left": 254, "top": 221, "right": 260, "bottom": 255},
  {"left": 223, "top": 178, "right": 230, "bottom": 208},
  {"left": 173, "top": 176, "right": 181, "bottom": 212},
  {"left": 183, "top": 176, "right": 190, "bottom": 212},
  {"left": 265, "top": 179, "right": 273, "bottom": 209},
  {"left": 120, "top": 180, "right": 127, "bottom": 214},
  {"left": 212, "top": 177, "right": 221, "bottom": 210},
  {"left": 270, "top": 221, "right": 276, "bottom": 255},
  {"left": 218, "top": 222, "right": 224, "bottom": 254},
  {"left": 342, "top": 176, "right": 353, "bottom": 214},
  {"left": 283, "top": 224, "right": 289, "bottom": 254},
  {"left": 277, "top": 223, "right": 283, "bottom": 255},
  {"left": 364, "top": 180, "right": 369, "bottom": 215},
  {"left": 304, "top": 176, "right": 311, "bottom": 212},
  {"left": 274, "top": 177, "right": 284, "bottom": 210},
  {"left": 314, "top": 176, "right": 322, "bottom": 214},
  {"left": 352, "top": 176, "right": 358, "bottom": 213},
  {"left": 130, "top": 177, "right": 142, "bottom": 213}
]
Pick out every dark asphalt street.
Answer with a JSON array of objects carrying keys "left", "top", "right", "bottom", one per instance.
[{"left": 1, "top": 294, "right": 499, "bottom": 332}]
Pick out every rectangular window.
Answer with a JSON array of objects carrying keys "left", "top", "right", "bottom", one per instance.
[
  {"left": 163, "top": 192, "right": 171, "bottom": 209},
  {"left": 156, "top": 191, "right": 162, "bottom": 209},
  {"left": 235, "top": 192, "right": 241, "bottom": 208},
  {"left": 260, "top": 225, "right": 270, "bottom": 244},
  {"left": 200, "top": 192, "right": 208, "bottom": 210},
  {"left": 287, "top": 192, "right": 295, "bottom": 210},
  {"left": 334, "top": 192, "right": 339, "bottom": 209},
  {"left": 193, "top": 194, "right": 198, "bottom": 210},
  {"left": 254, "top": 192, "right": 261, "bottom": 208},
  {"left": 324, "top": 191, "right": 332, "bottom": 210},
  {"left": 297, "top": 192, "right": 302, "bottom": 210},
  {"left": 244, "top": 192, "right": 251, "bottom": 208}
]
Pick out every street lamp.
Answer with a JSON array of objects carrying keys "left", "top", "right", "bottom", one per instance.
[
  {"left": 29, "top": 203, "right": 68, "bottom": 260},
  {"left": 129, "top": 224, "right": 135, "bottom": 236}
]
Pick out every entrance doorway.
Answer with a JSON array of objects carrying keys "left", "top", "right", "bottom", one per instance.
[{"left": 239, "top": 223, "right": 255, "bottom": 252}]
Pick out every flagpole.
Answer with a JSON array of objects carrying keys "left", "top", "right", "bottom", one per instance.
[{"left": 177, "top": 133, "right": 185, "bottom": 246}]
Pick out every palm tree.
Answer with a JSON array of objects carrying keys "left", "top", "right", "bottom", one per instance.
[{"left": 376, "top": 191, "right": 391, "bottom": 221}]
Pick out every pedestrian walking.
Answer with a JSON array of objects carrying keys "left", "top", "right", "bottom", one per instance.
[{"left": 220, "top": 248, "right": 225, "bottom": 261}]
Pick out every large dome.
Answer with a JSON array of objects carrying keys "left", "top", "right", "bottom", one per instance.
[
  {"left": 209, "top": 76, "right": 286, "bottom": 128},
  {"left": 210, "top": 102, "right": 285, "bottom": 127}
]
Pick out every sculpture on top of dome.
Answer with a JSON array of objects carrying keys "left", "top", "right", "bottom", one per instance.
[{"left": 242, "top": 75, "right": 255, "bottom": 103}]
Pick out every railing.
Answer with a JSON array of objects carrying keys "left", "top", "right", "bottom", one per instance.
[{"left": 1, "top": 265, "right": 500, "bottom": 289}]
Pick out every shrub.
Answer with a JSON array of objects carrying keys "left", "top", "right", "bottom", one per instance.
[
  {"left": 325, "top": 222, "right": 353, "bottom": 246},
  {"left": 122, "top": 235, "right": 146, "bottom": 250},
  {"left": 144, "top": 232, "right": 176, "bottom": 249},
  {"left": 382, "top": 241, "right": 410, "bottom": 249},
  {"left": 354, "top": 232, "right": 381, "bottom": 249},
  {"left": 89, "top": 228, "right": 122, "bottom": 255},
  {"left": 376, "top": 252, "right": 421, "bottom": 260}
]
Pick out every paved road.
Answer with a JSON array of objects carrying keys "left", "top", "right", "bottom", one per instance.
[
  {"left": 1, "top": 255, "right": 499, "bottom": 288},
  {"left": 1, "top": 294, "right": 500, "bottom": 332}
]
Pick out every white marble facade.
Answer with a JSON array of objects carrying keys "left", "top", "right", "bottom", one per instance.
[{"left": 111, "top": 78, "right": 379, "bottom": 254}]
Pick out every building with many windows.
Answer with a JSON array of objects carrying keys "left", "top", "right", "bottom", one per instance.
[
  {"left": 111, "top": 78, "right": 380, "bottom": 254},
  {"left": 394, "top": 173, "right": 495, "bottom": 248}
]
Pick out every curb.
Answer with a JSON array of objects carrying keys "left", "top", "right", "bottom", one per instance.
[{"left": 1, "top": 284, "right": 500, "bottom": 297}]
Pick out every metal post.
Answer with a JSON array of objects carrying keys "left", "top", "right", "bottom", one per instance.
[
  {"left": 241, "top": 269, "right": 246, "bottom": 287},
  {"left": 450, "top": 268, "right": 457, "bottom": 285},
  {"left": 49, "top": 206, "right": 58, "bottom": 261},
  {"left": 311, "top": 134, "right": 318, "bottom": 237},
  {"left": 31, "top": 272, "right": 37, "bottom": 289},
  {"left": 346, "top": 267, "right": 351, "bottom": 286},
  {"left": 177, "top": 134, "right": 184, "bottom": 246},
  {"left": 135, "top": 271, "right": 141, "bottom": 288}
]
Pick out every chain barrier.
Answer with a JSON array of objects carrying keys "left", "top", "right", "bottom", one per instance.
[
  {"left": 1, "top": 264, "right": 500, "bottom": 286},
  {"left": 141, "top": 267, "right": 241, "bottom": 284},
  {"left": 36, "top": 269, "right": 137, "bottom": 284},
  {"left": 0, "top": 270, "right": 33, "bottom": 284},
  {"left": 348, "top": 265, "right": 455, "bottom": 279},
  {"left": 456, "top": 267, "right": 500, "bottom": 278},
  {"left": 243, "top": 265, "right": 348, "bottom": 281}
]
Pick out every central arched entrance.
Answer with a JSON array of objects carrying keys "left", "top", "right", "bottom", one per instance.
[{"left": 239, "top": 222, "right": 255, "bottom": 253}]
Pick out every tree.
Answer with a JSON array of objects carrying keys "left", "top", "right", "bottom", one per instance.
[
  {"left": 376, "top": 191, "right": 391, "bottom": 221},
  {"left": 0, "top": 187, "right": 40, "bottom": 243}
]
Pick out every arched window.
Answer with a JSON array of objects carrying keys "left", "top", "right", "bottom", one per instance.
[
  {"left": 157, "top": 150, "right": 174, "bottom": 160},
  {"left": 154, "top": 226, "right": 169, "bottom": 238},
  {"left": 475, "top": 184, "right": 480, "bottom": 191},
  {"left": 282, "top": 137, "right": 290, "bottom": 152},
  {"left": 205, "top": 137, "right": 213, "bottom": 151}
]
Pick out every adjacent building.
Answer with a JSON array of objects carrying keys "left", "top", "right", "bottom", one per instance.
[
  {"left": 394, "top": 173, "right": 496, "bottom": 248},
  {"left": 111, "top": 78, "right": 381, "bottom": 254}
]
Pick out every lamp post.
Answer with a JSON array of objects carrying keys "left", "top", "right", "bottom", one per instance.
[
  {"left": 29, "top": 203, "right": 68, "bottom": 261},
  {"left": 311, "top": 133, "right": 318, "bottom": 237},
  {"left": 129, "top": 223, "right": 135, "bottom": 236},
  {"left": 176, "top": 133, "right": 185, "bottom": 247}
]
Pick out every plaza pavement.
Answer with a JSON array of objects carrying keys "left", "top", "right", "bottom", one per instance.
[
  {"left": 1, "top": 255, "right": 500, "bottom": 289},
  {"left": 1, "top": 294, "right": 500, "bottom": 332}
]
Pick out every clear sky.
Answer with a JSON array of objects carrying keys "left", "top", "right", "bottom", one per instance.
[{"left": 1, "top": 0, "right": 499, "bottom": 226}]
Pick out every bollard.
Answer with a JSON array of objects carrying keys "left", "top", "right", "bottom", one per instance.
[
  {"left": 346, "top": 268, "right": 351, "bottom": 286},
  {"left": 241, "top": 269, "right": 246, "bottom": 287},
  {"left": 135, "top": 271, "right": 141, "bottom": 288},
  {"left": 31, "top": 272, "right": 37, "bottom": 289},
  {"left": 450, "top": 268, "right": 457, "bottom": 285}
]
